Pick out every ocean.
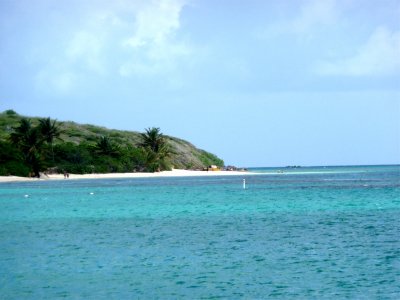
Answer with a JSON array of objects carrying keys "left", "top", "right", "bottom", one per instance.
[{"left": 1, "top": 165, "right": 399, "bottom": 299}]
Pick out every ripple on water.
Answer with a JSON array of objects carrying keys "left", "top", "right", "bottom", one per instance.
[{"left": 1, "top": 168, "right": 400, "bottom": 298}]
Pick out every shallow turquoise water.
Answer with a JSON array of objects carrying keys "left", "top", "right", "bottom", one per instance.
[{"left": 1, "top": 165, "right": 399, "bottom": 299}]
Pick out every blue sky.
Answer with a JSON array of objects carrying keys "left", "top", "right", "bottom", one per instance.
[{"left": 1, "top": 0, "right": 399, "bottom": 167}]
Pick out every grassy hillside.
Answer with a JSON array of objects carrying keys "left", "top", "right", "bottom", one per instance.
[{"left": 0, "top": 110, "right": 224, "bottom": 172}]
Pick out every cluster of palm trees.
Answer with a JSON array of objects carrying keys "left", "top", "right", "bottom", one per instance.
[
  {"left": 92, "top": 127, "right": 171, "bottom": 172},
  {"left": 9, "top": 118, "right": 171, "bottom": 176},
  {"left": 10, "top": 118, "right": 61, "bottom": 177}
]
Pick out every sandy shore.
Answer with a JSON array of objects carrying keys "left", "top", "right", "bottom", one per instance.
[{"left": 0, "top": 169, "right": 253, "bottom": 183}]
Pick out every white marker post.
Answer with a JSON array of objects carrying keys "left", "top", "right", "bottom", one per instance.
[{"left": 243, "top": 179, "right": 246, "bottom": 189}]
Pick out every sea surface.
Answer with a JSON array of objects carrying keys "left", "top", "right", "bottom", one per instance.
[{"left": 0, "top": 165, "right": 399, "bottom": 299}]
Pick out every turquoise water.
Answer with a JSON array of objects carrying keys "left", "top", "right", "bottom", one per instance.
[{"left": 1, "top": 165, "right": 399, "bottom": 299}]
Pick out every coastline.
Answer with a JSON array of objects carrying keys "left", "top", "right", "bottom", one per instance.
[{"left": 0, "top": 169, "right": 253, "bottom": 183}]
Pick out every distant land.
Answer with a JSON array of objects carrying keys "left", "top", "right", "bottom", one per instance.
[{"left": 0, "top": 110, "right": 224, "bottom": 177}]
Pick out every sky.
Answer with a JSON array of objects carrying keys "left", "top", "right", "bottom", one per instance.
[{"left": 1, "top": 0, "right": 399, "bottom": 167}]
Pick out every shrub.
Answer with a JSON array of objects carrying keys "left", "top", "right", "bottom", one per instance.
[{"left": 4, "top": 109, "right": 18, "bottom": 116}]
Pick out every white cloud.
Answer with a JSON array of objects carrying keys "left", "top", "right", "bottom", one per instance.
[
  {"left": 316, "top": 27, "right": 400, "bottom": 76},
  {"left": 52, "top": 72, "right": 76, "bottom": 92},
  {"left": 66, "top": 31, "right": 105, "bottom": 74},
  {"left": 34, "top": 0, "right": 190, "bottom": 93},
  {"left": 120, "top": 0, "right": 190, "bottom": 77},
  {"left": 124, "top": 0, "right": 184, "bottom": 48},
  {"left": 292, "top": 0, "right": 338, "bottom": 34}
]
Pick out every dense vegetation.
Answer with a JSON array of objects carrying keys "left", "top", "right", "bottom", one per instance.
[{"left": 0, "top": 110, "right": 224, "bottom": 177}]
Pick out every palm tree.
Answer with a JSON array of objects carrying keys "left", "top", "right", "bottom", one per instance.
[
  {"left": 139, "top": 127, "right": 171, "bottom": 171},
  {"left": 96, "top": 136, "right": 119, "bottom": 156},
  {"left": 39, "top": 117, "right": 61, "bottom": 143},
  {"left": 10, "top": 118, "right": 32, "bottom": 146},
  {"left": 10, "top": 119, "right": 43, "bottom": 177},
  {"left": 38, "top": 117, "right": 62, "bottom": 162},
  {"left": 139, "top": 127, "right": 165, "bottom": 152}
]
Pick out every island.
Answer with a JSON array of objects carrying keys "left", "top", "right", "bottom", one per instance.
[{"left": 0, "top": 110, "right": 240, "bottom": 180}]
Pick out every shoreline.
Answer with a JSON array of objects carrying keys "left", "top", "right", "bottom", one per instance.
[{"left": 0, "top": 169, "right": 253, "bottom": 183}]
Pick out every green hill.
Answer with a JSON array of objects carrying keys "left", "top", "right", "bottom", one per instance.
[{"left": 0, "top": 110, "right": 224, "bottom": 176}]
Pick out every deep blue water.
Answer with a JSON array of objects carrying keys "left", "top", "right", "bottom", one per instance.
[{"left": 1, "top": 165, "right": 399, "bottom": 299}]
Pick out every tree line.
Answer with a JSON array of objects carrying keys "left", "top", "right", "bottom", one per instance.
[{"left": 0, "top": 117, "right": 172, "bottom": 177}]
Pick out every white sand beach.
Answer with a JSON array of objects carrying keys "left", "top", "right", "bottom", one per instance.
[{"left": 0, "top": 169, "right": 252, "bottom": 183}]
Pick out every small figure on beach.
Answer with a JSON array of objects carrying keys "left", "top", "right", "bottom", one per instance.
[{"left": 64, "top": 171, "right": 69, "bottom": 179}]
